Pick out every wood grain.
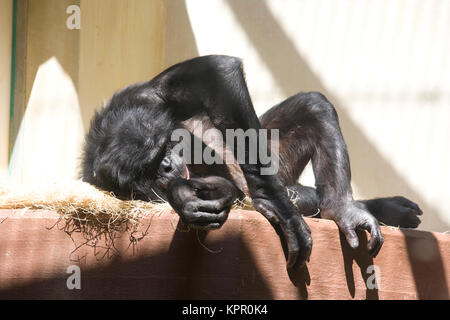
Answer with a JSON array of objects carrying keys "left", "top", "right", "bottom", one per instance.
[{"left": 0, "top": 209, "right": 448, "bottom": 299}]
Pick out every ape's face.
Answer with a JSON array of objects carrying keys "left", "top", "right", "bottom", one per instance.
[
  {"left": 81, "top": 100, "right": 188, "bottom": 202},
  {"left": 85, "top": 144, "right": 188, "bottom": 202},
  {"left": 152, "top": 148, "right": 189, "bottom": 199}
]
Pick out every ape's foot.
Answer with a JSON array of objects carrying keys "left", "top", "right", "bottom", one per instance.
[
  {"left": 321, "top": 201, "right": 384, "bottom": 257},
  {"left": 286, "top": 184, "right": 320, "bottom": 217},
  {"left": 363, "top": 196, "right": 423, "bottom": 228}
]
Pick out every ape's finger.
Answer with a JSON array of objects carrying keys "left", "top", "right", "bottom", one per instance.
[
  {"left": 189, "top": 222, "right": 222, "bottom": 230},
  {"left": 409, "top": 204, "right": 423, "bottom": 215},
  {"left": 184, "top": 203, "right": 229, "bottom": 224},
  {"left": 366, "top": 222, "right": 384, "bottom": 257},
  {"left": 286, "top": 236, "right": 311, "bottom": 268},
  {"left": 393, "top": 196, "right": 423, "bottom": 215},
  {"left": 405, "top": 213, "right": 422, "bottom": 228},
  {"left": 281, "top": 217, "right": 312, "bottom": 269},
  {"left": 195, "top": 211, "right": 228, "bottom": 223},
  {"left": 252, "top": 198, "right": 312, "bottom": 269},
  {"left": 287, "top": 248, "right": 299, "bottom": 269},
  {"left": 280, "top": 223, "right": 299, "bottom": 268},
  {"left": 196, "top": 199, "right": 232, "bottom": 213},
  {"left": 341, "top": 227, "right": 359, "bottom": 249}
]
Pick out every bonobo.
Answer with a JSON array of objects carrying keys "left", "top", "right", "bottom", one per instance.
[{"left": 82, "top": 55, "right": 423, "bottom": 268}]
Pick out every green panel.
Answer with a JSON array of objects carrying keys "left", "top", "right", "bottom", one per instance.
[{"left": 8, "top": 0, "right": 17, "bottom": 174}]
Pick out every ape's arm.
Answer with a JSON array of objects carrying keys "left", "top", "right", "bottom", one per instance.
[{"left": 152, "top": 55, "right": 312, "bottom": 268}]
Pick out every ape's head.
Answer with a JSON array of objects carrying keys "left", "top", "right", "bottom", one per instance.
[{"left": 81, "top": 93, "right": 188, "bottom": 201}]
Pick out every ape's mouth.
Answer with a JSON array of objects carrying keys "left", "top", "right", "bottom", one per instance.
[{"left": 183, "top": 166, "right": 190, "bottom": 180}]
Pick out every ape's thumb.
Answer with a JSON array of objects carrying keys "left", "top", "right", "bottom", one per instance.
[{"left": 343, "top": 228, "right": 359, "bottom": 249}]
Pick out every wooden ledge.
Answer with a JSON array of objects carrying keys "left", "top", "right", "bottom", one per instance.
[{"left": 0, "top": 209, "right": 448, "bottom": 299}]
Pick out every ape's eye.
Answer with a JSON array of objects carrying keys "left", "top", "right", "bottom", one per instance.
[{"left": 159, "top": 156, "right": 173, "bottom": 174}]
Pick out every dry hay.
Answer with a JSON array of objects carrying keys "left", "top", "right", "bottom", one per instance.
[{"left": 0, "top": 179, "right": 254, "bottom": 259}]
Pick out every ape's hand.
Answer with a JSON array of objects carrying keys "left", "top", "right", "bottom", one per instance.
[
  {"left": 167, "top": 176, "right": 239, "bottom": 230},
  {"left": 252, "top": 196, "right": 312, "bottom": 269},
  {"left": 322, "top": 201, "right": 384, "bottom": 257}
]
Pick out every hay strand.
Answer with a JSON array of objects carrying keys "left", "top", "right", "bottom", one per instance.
[{"left": 0, "top": 179, "right": 255, "bottom": 259}]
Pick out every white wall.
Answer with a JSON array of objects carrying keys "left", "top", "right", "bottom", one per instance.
[
  {"left": 8, "top": 0, "right": 167, "bottom": 184},
  {"left": 167, "top": 0, "right": 450, "bottom": 232},
  {"left": 5, "top": 0, "right": 449, "bottom": 232}
]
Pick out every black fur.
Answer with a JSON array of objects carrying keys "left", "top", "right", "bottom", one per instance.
[{"left": 82, "top": 55, "right": 422, "bottom": 268}]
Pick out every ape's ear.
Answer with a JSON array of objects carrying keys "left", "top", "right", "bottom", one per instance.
[
  {"left": 105, "top": 162, "right": 135, "bottom": 189},
  {"left": 116, "top": 168, "right": 133, "bottom": 190},
  {"left": 92, "top": 162, "right": 125, "bottom": 192},
  {"left": 94, "top": 163, "right": 114, "bottom": 187},
  {"left": 141, "top": 109, "right": 173, "bottom": 167}
]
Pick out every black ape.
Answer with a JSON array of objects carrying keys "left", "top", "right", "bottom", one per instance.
[{"left": 82, "top": 55, "right": 422, "bottom": 268}]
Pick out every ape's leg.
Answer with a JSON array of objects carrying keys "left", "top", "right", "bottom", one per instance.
[
  {"left": 286, "top": 184, "right": 320, "bottom": 217},
  {"left": 261, "top": 92, "right": 384, "bottom": 256},
  {"left": 287, "top": 184, "right": 422, "bottom": 228},
  {"left": 260, "top": 92, "right": 422, "bottom": 230},
  {"left": 156, "top": 55, "right": 312, "bottom": 267}
]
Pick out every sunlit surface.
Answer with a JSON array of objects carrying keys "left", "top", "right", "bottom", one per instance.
[
  {"left": 9, "top": 57, "right": 84, "bottom": 184},
  {"left": 179, "top": 0, "right": 450, "bottom": 231}
]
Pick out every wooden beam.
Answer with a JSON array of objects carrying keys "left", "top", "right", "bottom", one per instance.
[{"left": 0, "top": 209, "right": 448, "bottom": 299}]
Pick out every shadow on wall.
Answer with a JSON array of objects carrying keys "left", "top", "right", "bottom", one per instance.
[
  {"left": 10, "top": 0, "right": 80, "bottom": 151},
  {"left": 9, "top": 57, "right": 84, "bottom": 184},
  {"left": 400, "top": 229, "right": 449, "bottom": 299},
  {"left": 165, "top": 0, "right": 199, "bottom": 67},
  {"left": 0, "top": 228, "right": 275, "bottom": 299},
  {"left": 224, "top": 0, "right": 449, "bottom": 233},
  {"left": 0, "top": 219, "right": 390, "bottom": 300},
  {"left": 0, "top": 219, "right": 446, "bottom": 299},
  {"left": 222, "top": 0, "right": 449, "bottom": 298}
]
